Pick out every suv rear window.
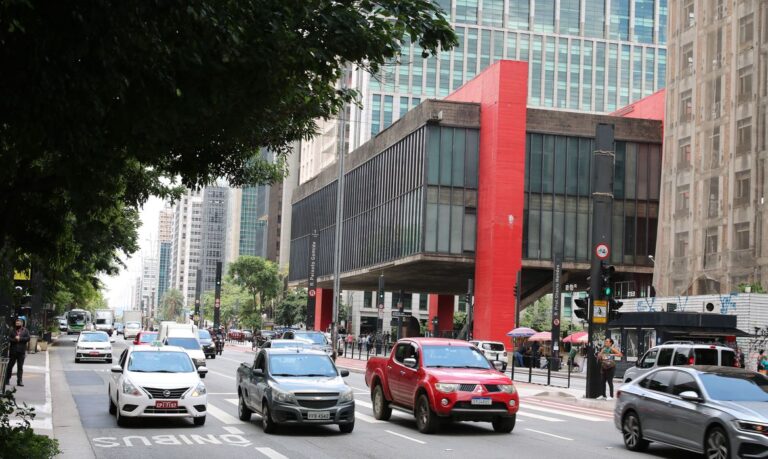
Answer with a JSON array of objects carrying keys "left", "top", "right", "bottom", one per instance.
[
  {"left": 720, "top": 350, "right": 736, "bottom": 367},
  {"left": 482, "top": 343, "right": 505, "bottom": 351},
  {"left": 657, "top": 348, "right": 674, "bottom": 367},
  {"left": 693, "top": 348, "right": 719, "bottom": 366}
]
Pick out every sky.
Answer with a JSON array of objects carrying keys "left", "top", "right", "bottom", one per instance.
[{"left": 99, "top": 196, "right": 166, "bottom": 312}]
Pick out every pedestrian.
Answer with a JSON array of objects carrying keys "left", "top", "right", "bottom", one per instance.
[
  {"left": 530, "top": 341, "right": 540, "bottom": 368},
  {"left": 568, "top": 345, "right": 579, "bottom": 371},
  {"left": 598, "top": 338, "right": 622, "bottom": 400},
  {"left": 513, "top": 341, "right": 525, "bottom": 367},
  {"left": 758, "top": 349, "right": 766, "bottom": 373},
  {"left": 5, "top": 318, "right": 31, "bottom": 387},
  {"left": 761, "top": 353, "right": 768, "bottom": 376}
]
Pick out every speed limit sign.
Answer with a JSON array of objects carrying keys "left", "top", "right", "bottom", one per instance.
[{"left": 595, "top": 243, "right": 610, "bottom": 260}]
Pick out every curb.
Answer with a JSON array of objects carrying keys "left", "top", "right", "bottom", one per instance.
[
  {"left": 530, "top": 391, "right": 616, "bottom": 412},
  {"left": 336, "top": 364, "right": 366, "bottom": 375}
]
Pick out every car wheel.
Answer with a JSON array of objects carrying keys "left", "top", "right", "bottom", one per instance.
[
  {"left": 193, "top": 416, "right": 206, "bottom": 426},
  {"left": 372, "top": 384, "right": 392, "bottom": 421},
  {"left": 622, "top": 411, "right": 650, "bottom": 452},
  {"left": 415, "top": 394, "right": 440, "bottom": 434},
  {"left": 492, "top": 415, "right": 516, "bottom": 433},
  {"left": 75, "top": 357, "right": 80, "bottom": 363},
  {"left": 116, "top": 396, "right": 128, "bottom": 427},
  {"left": 211, "top": 354, "right": 216, "bottom": 360},
  {"left": 262, "top": 403, "right": 277, "bottom": 434},
  {"left": 108, "top": 390, "right": 117, "bottom": 415},
  {"left": 339, "top": 421, "right": 354, "bottom": 433},
  {"left": 705, "top": 426, "right": 730, "bottom": 459},
  {"left": 238, "top": 393, "right": 252, "bottom": 421}
]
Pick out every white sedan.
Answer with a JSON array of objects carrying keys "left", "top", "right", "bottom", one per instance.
[
  {"left": 75, "top": 331, "right": 113, "bottom": 363},
  {"left": 108, "top": 345, "right": 208, "bottom": 426}
]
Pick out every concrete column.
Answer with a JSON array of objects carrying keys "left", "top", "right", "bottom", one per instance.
[{"left": 428, "top": 294, "right": 455, "bottom": 337}]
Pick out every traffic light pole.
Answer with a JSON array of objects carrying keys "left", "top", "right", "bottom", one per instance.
[{"left": 586, "top": 123, "right": 615, "bottom": 399}]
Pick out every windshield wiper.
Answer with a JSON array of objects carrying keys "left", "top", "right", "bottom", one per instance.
[
  {"left": 301, "top": 373, "right": 333, "bottom": 377},
  {"left": 272, "top": 373, "right": 299, "bottom": 377}
]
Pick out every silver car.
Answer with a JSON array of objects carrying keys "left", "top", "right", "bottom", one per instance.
[{"left": 615, "top": 366, "right": 768, "bottom": 458}]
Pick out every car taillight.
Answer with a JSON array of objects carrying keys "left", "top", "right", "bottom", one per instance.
[
  {"left": 688, "top": 356, "right": 695, "bottom": 365},
  {"left": 616, "top": 390, "right": 622, "bottom": 398}
]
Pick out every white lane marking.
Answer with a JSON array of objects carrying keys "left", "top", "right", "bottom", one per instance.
[
  {"left": 349, "top": 385, "right": 368, "bottom": 392},
  {"left": 385, "top": 430, "right": 426, "bottom": 445},
  {"left": 225, "top": 398, "right": 238, "bottom": 406},
  {"left": 526, "top": 399, "right": 614, "bottom": 418},
  {"left": 355, "top": 412, "right": 384, "bottom": 424},
  {"left": 223, "top": 426, "right": 244, "bottom": 434},
  {"left": 208, "top": 393, "right": 238, "bottom": 395},
  {"left": 209, "top": 371, "right": 237, "bottom": 380},
  {"left": 219, "top": 357, "right": 249, "bottom": 364},
  {"left": 517, "top": 411, "right": 565, "bottom": 422},
  {"left": 525, "top": 428, "right": 573, "bottom": 441},
  {"left": 255, "top": 447, "right": 289, "bottom": 459},
  {"left": 206, "top": 403, "right": 245, "bottom": 425},
  {"left": 524, "top": 405, "right": 607, "bottom": 422}
]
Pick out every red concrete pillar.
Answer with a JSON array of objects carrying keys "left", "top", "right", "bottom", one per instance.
[
  {"left": 427, "top": 294, "right": 454, "bottom": 337},
  {"left": 446, "top": 60, "right": 528, "bottom": 343},
  {"left": 314, "top": 288, "right": 334, "bottom": 332}
]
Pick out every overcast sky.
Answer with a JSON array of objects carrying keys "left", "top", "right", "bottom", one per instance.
[{"left": 99, "top": 196, "right": 166, "bottom": 312}]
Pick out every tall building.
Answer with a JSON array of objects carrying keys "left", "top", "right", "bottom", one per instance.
[
  {"left": 170, "top": 189, "right": 203, "bottom": 306},
  {"left": 199, "top": 186, "right": 229, "bottom": 294},
  {"left": 140, "top": 256, "right": 158, "bottom": 318},
  {"left": 299, "top": 0, "right": 669, "bottom": 185},
  {"left": 654, "top": 1, "right": 768, "bottom": 295},
  {"left": 279, "top": 143, "right": 301, "bottom": 270},
  {"left": 225, "top": 186, "right": 269, "bottom": 263},
  {"left": 156, "top": 207, "right": 174, "bottom": 304}
]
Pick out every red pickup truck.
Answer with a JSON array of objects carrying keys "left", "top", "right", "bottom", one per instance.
[{"left": 365, "top": 337, "right": 518, "bottom": 434}]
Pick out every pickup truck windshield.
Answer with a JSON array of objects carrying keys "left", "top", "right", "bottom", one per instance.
[
  {"left": 270, "top": 354, "right": 337, "bottom": 377},
  {"left": 128, "top": 351, "right": 195, "bottom": 373},
  {"left": 422, "top": 346, "right": 492, "bottom": 369},
  {"left": 166, "top": 337, "right": 202, "bottom": 350}
]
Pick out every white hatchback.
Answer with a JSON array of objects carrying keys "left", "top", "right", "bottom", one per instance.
[
  {"left": 75, "top": 331, "right": 113, "bottom": 363},
  {"left": 108, "top": 346, "right": 208, "bottom": 426}
]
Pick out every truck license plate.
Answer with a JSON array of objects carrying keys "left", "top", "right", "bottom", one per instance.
[
  {"left": 471, "top": 398, "right": 492, "bottom": 406},
  {"left": 155, "top": 401, "right": 178, "bottom": 409},
  {"left": 307, "top": 411, "right": 330, "bottom": 420}
]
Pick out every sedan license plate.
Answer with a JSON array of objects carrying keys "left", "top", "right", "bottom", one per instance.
[
  {"left": 89, "top": 351, "right": 100, "bottom": 356},
  {"left": 471, "top": 398, "right": 492, "bottom": 406},
  {"left": 155, "top": 401, "right": 178, "bottom": 409},
  {"left": 307, "top": 411, "right": 331, "bottom": 420}
]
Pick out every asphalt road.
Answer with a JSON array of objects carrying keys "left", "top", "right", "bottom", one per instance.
[{"left": 52, "top": 336, "right": 702, "bottom": 459}]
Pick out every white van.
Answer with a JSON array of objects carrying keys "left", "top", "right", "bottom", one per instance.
[{"left": 160, "top": 323, "right": 205, "bottom": 367}]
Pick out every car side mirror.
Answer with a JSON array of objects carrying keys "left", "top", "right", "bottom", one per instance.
[
  {"left": 493, "top": 361, "right": 505, "bottom": 371},
  {"left": 679, "top": 391, "right": 702, "bottom": 402},
  {"left": 253, "top": 368, "right": 264, "bottom": 377},
  {"left": 111, "top": 365, "right": 123, "bottom": 374},
  {"left": 403, "top": 357, "right": 417, "bottom": 369},
  {"left": 340, "top": 369, "right": 350, "bottom": 377},
  {"left": 197, "top": 366, "right": 208, "bottom": 379}
]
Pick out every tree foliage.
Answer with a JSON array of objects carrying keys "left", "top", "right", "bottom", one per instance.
[
  {"left": 159, "top": 288, "right": 184, "bottom": 322},
  {"left": 0, "top": 1, "right": 457, "bottom": 298},
  {"left": 228, "top": 256, "right": 281, "bottom": 318},
  {"left": 520, "top": 296, "right": 553, "bottom": 332},
  {"left": 274, "top": 288, "right": 308, "bottom": 327},
  {"left": 0, "top": 390, "right": 61, "bottom": 458},
  {"left": 201, "top": 278, "right": 252, "bottom": 330}
]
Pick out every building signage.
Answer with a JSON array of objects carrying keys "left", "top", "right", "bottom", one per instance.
[
  {"left": 593, "top": 300, "right": 608, "bottom": 324},
  {"left": 551, "top": 255, "right": 562, "bottom": 350},
  {"left": 306, "top": 230, "right": 319, "bottom": 328}
]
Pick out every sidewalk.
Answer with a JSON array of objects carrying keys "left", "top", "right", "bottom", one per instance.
[{"left": 5, "top": 346, "right": 52, "bottom": 434}]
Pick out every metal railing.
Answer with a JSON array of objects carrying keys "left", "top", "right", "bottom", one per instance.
[
  {"left": 510, "top": 355, "right": 573, "bottom": 389},
  {"left": 341, "top": 340, "right": 395, "bottom": 360}
]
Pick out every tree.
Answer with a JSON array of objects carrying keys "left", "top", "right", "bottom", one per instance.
[
  {"left": 159, "top": 289, "right": 184, "bottom": 322},
  {"left": 228, "top": 256, "right": 281, "bottom": 319},
  {"left": 0, "top": 2, "right": 457, "bottom": 296},
  {"left": 520, "top": 296, "right": 553, "bottom": 332},
  {"left": 274, "top": 288, "right": 308, "bottom": 327},
  {"left": 201, "top": 278, "right": 251, "bottom": 329}
]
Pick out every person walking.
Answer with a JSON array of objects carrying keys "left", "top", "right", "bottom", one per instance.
[
  {"left": 513, "top": 342, "right": 526, "bottom": 367},
  {"left": 758, "top": 349, "right": 766, "bottom": 374},
  {"left": 5, "top": 318, "right": 31, "bottom": 387},
  {"left": 598, "top": 338, "right": 622, "bottom": 400}
]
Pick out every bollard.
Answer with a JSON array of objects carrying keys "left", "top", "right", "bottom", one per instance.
[
  {"left": 528, "top": 356, "right": 533, "bottom": 383},
  {"left": 547, "top": 356, "right": 551, "bottom": 386}
]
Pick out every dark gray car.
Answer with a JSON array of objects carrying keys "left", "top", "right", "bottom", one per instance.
[
  {"left": 236, "top": 348, "right": 355, "bottom": 433},
  {"left": 615, "top": 366, "right": 768, "bottom": 458}
]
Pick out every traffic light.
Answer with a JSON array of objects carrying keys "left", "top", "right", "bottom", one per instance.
[
  {"left": 574, "top": 298, "right": 589, "bottom": 320},
  {"left": 600, "top": 261, "right": 615, "bottom": 298},
  {"left": 609, "top": 298, "right": 624, "bottom": 321}
]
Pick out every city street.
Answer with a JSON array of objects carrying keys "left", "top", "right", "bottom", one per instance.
[{"left": 45, "top": 336, "right": 700, "bottom": 459}]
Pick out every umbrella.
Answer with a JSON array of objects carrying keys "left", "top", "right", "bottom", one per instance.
[
  {"left": 562, "top": 331, "right": 588, "bottom": 344},
  {"left": 506, "top": 327, "right": 537, "bottom": 338},
  {"left": 527, "top": 331, "right": 552, "bottom": 342}
]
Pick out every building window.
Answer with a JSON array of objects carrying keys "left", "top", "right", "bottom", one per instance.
[
  {"left": 508, "top": 0, "right": 529, "bottom": 30},
  {"left": 609, "top": 0, "right": 630, "bottom": 41},
  {"left": 705, "top": 227, "right": 718, "bottom": 254},
  {"left": 675, "top": 232, "right": 689, "bottom": 257},
  {"left": 534, "top": 0, "right": 556, "bottom": 33},
  {"left": 738, "top": 66, "right": 753, "bottom": 102},
  {"left": 559, "top": 0, "right": 581, "bottom": 35},
  {"left": 676, "top": 185, "right": 690, "bottom": 213},
  {"left": 737, "top": 117, "right": 752, "bottom": 154},
  {"left": 678, "top": 138, "right": 691, "bottom": 168},
  {"left": 481, "top": 0, "right": 504, "bottom": 27},
  {"left": 681, "top": 43, "right": 694, "bottom": 76},
  {"left": 740, "top": 14, "right": 754, "bottom": 44},
  {"left": 707, "top": 177, "right": 719, "bottom": 218},
  {"left": 683, "top": 1, "right": 695, "bottom": 29},
  {"left": 364, "top": 291, "right": 372, "bottom": 308},
  {"left": 634, "top": 0, "right": 654, "bottom": 43},
  {"left": 710, "top": 127, "right": 721, "bottom": 168},
  {"left": 679, "top": 90, "right": 692, "bottom": 122},
  {"left": 419, "top": 294, "right": 428, "bottom": 311},
  {"left": 455, "top": 0, "right": 479, "bottom": 24},
  {"left": 735, "top": 171, "right": 751, "bottom": 206},
  {"left": 734, "top": 223, "right": 750, "bottom": 250},
  {"left": 584, "top": 0, "right": 606, "bottom": 38}
]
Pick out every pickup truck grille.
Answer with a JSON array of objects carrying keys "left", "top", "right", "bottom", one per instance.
[
  {"left": 143, "top": 387, "right": 189, "bottom": 399},
  {"left": 294, "top": 392, "right": 339, "bottom": 409},
  {"left": 458, "top": 384, "right": 477, "bottom": 392}
]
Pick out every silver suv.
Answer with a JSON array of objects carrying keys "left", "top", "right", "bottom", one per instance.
[{"left": 623, "top": 341, "right": 736, "bottom": 383}]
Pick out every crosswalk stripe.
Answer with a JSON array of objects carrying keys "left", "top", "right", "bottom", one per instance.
[
  {"left": 517, "top": 411, "right": 566, "bottom": 422},
  {"left": 255, "top": 447, "right": 289, "bottom": 459},
  {"left": 526, "top": 399, "right": 614, "bottom": 418},
  {"left": 225, "top": 398, "right": 238, "bottom": 406},
  {"left": 223, "top": 426, "right": 244, "bottom": 434},
  {"left": 206, "top": 402, "right": 246, "bottom": 425},
  {"left": 523, "top": 405, "right": 607, "bottom": 422},
  {"left": 355, "top": 412, "right": 384, "bottom": 424}
]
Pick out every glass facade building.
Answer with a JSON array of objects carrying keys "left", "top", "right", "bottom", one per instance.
[
  {"left": 238, "top": 186, "right": 269, "bottom": 258},
  {"left": 365, "top": 0, "right": 667, "bottom": 139},
  {"left": 157, "top": 241, "right": 171, "bottom": 303}
]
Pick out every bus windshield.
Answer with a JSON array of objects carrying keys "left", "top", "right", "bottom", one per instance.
[{"left": 68, "top": 313, "right": 85, "bottom": 325}]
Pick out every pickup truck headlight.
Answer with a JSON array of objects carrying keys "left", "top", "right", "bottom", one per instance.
[
  {"left": 190, "top": 382, "right": 206, "bottom": 397},
  {"left": 498, "top": 384, "right": 517, "bottom": 394},
  {"left": 122, "top": 379, "right": 142, "bottom": 396},
  {"left": 435, "top": 383, "right": 460, "bottom": 393},
  {"left": 272, "top": 387, "right": 296, "bottom": 404},
  {"left": 735, "top": 421, "right": 768, "bottom": 434},
  {"left": 339, "top": 389, "right": 354, "bottom": 403}
]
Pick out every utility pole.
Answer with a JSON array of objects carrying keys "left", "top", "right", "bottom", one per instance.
[
  {"left": 586, "top": 123, "right": 615, "bottom": 399},
  {"left": 213, "top": 262, "right": 222, "bottom": 331},
  {"left": 331, "top": 67, "right": 349, "bottom": 359},
  {"left": 466, "top": 279, "right": 474, "bottom": 341},
  {"left": 194, "top": 268, "right": 202, "bottom": 328}
]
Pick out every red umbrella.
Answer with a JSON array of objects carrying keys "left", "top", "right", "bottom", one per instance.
[
  {"left": 563, "top": 331, "right": 588, "bottom": 344},
  {"left": 527, "top": 331, "right": 552, "bottom": 342}
]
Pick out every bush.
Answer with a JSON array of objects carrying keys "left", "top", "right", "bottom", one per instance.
[{"left": 0, "top": 389, "right": 61, "bottom": 458}]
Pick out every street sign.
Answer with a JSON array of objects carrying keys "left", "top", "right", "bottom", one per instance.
[
  {"left": 593, "top": 299, "right": 607, "bottom": 324},
  {"left": 595, "top": 243, "right": 610, "bottom": 259},
  {"left": 392, "top": 311, "right": 412, "bottom": 318},
  {"left": 308, "top": 289, "right": 316, "bottom": 298}
]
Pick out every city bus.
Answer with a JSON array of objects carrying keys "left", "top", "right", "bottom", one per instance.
[{"left": 67, "top": 309, "right": 93, "bottom": 334}]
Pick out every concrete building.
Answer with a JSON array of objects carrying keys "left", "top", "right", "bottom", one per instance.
[
  {"left": 199, "top": 186, "right": 229, "bottom": 295},
  {"left": 140, "top": 256, "right": 158, "bottom": 319},
  {"left": 279, "top": 143, "right": 301, "bottom": 270},
  {"left": 156, "top": 207, "right": 174, "bottom": 304},
  {"left": 170, "top": 189, "right": 203, "bottom": 306},
  {"left": 654, "top": 1, "right": 768, "bottom": 295}
]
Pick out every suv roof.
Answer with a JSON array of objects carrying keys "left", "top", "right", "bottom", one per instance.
[{"left": 654, "top": 342, "right": 733, "bottom": 349}]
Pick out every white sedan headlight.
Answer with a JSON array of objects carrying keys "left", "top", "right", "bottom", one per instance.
[
  {"left": 190, "top": 382, "right": 206, "bottom": 397},
  {"left": 498, "top": 384, "right": 517, "bottom": 394},
  {"left": 435, "top": 383, "right": 460, "bottom": 393},
  {"left": 122, "top": 379, "right": 142, "bottom": 396},
  {"left": 339, "top": 389, "right": 354, "bottom": 403},
  {"left": 272, "top": 387, "right": 296, "bottom": 404}
]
